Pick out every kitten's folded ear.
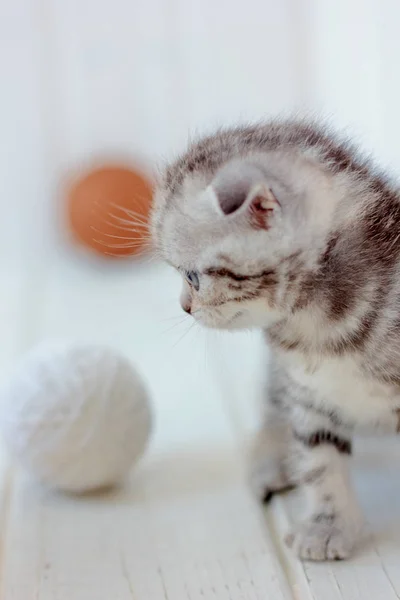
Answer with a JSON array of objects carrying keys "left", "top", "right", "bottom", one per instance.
[{"left": 211, "top": 161, "right": 280, "bottom": 230}]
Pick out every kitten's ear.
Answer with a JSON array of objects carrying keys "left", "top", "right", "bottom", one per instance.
[
  {"left": 211, "top": 163, "right": 280, "bottom": 230},
  {"left": 242, "top": 183, "right": 280, "bottom": 230}
]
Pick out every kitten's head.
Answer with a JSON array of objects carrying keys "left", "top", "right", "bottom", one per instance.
[{"left": 152, "top": 128, "right": 333, "bottom": 330}]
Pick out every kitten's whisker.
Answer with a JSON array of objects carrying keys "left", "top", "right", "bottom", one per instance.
[
  {"left": 171, "top": 320, "right": 196, "bottom": 348},
  {"left": 92, "top": 201, "right": 150, "bottom": 229},
  {"left": 114, "top": 194, "right": 153, "bottom": 211},
  {"left": 92, "top": 237, "right": 151, "bottom": 249},
  {"left": 102, "top": 251, "right": 137, "bottom": 258},
  {"left": 89, "top": 226, "right": 149, "bottom": 241},
  {"left": 106, "top": 211, "right": 149, "bottom": 229},
  {"left": 125, "top": 192, "right": 152, "bottom": 213},
  {"left": 97, "top": 218, "right": 150, "bottom": 234},
  {"left": 109, "top": 203, "right": 150, "bottom": 225},
  {"left": 109, "top": 217, "right": 149, "bottom": 230},
  {"left": 161, "top": 317, "right": 190, "bottom": 335},
  {"left": 161, "top": 314, "right": 188, "bottom": 322}
]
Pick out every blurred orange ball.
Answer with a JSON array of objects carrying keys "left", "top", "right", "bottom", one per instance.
[{"left": 66, "top": 165, "right": 153, "bottom": 258}]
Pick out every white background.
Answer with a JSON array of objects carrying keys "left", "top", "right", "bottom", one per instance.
[{"left": 2, "top": 0, "right": 400, "bottom": 273}]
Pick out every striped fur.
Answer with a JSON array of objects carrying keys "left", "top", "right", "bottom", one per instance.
[{"left": 151, "top": 119, "right": 400, "bottom": 560}]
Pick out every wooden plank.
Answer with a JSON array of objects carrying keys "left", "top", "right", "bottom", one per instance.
[{"left": 2, "top": 446, "right": 294, "bottom": 599}]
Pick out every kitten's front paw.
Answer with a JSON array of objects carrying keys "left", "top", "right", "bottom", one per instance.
[{"left": 285, "top": 513, "right": 362, "bottom": 561}]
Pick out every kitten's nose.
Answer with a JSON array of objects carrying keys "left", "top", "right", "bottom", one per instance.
[
  {"left": 182, "top": 301, "right": 192, "bottom": 315},
  {"left": 180, "top": 291, "right": 192, "bottom": 315},
  {"left": 180, "top": 285, "right": 193, "bottom": 315}
]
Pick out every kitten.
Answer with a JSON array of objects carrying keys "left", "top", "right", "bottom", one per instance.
[{"left": 151, "top": 119, "right": 400, "bottom": 561}]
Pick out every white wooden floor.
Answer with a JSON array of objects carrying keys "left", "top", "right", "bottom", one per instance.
[{"left": 0, "top": 258, "right": 400, "bottom": 599}]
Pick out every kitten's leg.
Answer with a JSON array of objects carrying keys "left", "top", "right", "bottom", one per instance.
[
  {"left": 286, "top": 406, "right": 363, "bottom": 561},
  {"left": 249, "top": 371, "right": 295, "bottom": 503}
]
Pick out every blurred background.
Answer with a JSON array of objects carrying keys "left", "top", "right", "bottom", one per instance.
[
  {"left": 3, "top": 0, "right": 400, "bottom": 271},
  {"left": 1, "top": 0, "right": 400, "bottom": 434}
]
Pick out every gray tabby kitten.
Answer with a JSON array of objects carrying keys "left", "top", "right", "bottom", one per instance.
[{"left": 151, "top": 120, "right": 400, "bottom": 561}]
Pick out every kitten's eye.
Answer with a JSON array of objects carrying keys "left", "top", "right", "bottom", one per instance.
[{"left": 185, "top": 271, "right": 200, "bottom": 291}]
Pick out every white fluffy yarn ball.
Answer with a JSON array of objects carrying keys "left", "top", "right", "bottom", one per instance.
[{"left": 0, "top": 343, "right": 152, "bottom": 493}]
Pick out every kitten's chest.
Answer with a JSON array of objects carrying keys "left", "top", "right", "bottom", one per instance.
[{"left": 282, "top": 352, "right": 400, "bottom": 428}]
